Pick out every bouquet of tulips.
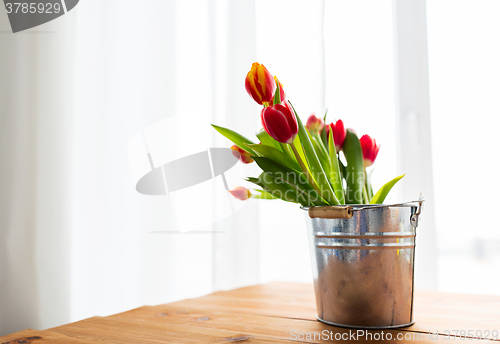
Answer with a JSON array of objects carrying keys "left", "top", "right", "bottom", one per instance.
[{"left": 212, "top": 63, "right": 404, "bottom": 206}]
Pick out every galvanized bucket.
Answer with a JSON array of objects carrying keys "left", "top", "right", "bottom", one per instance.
[{"left": 303, "top": 201, "right": 423, "bottom": 329}]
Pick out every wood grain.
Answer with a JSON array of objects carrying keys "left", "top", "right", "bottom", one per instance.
[
  {"left": 106, "top": 304, "right": 488, "bottom": 343},
  {"left": 1, "top": 282, "right": 499, "bottom": 343},
  {"left": 177, "top": 282, "right": 500, "bottom": 338},
  {"left": 0, "top": 329, "right": 100, "bottom": 344}
]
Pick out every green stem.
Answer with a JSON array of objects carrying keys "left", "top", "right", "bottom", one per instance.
[
  {"left": 312, "top": 131, "right": 329, "bottom": 156},
  {"left": 290, "top": 103, "right": 339, "bottom": 205},
  {"left": 279, "top": 142, "right": 294, "bottom": 160},
  {"left": 328, "top": 129, "right": 345, "bottom": 205},
  {"left": 364, "top": 169, "right": 373, "bottom": 201},
  {"left": 363, "top": 184, "right": 369, "bottom": 204},
  {"left": 343, "top": 129, "right": 364, "bottom": 204},
  {"left": 290, "top": 143, "right": 322, "bottom": 196}
]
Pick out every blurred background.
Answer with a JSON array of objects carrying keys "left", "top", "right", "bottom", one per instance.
[{"left": 1, "top": 0, "right": 499, "bottom": 336}]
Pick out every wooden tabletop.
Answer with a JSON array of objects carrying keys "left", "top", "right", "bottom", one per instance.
[{"left": 1, "top": 282, "right": 499, "bottom": 343}]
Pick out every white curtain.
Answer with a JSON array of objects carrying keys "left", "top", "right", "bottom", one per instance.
[{"left": 0, "top": 0, "right": 266, "bottom": 334}]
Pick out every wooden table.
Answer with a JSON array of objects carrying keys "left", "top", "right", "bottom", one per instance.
[{"left": 1, "top": 282, "right": 499, "bottom": 343}]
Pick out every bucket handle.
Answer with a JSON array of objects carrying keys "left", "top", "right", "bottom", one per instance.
[
  {"left": 308, "top": 206, "right": 353, "bottom": 219},
  {"left": 308, "top": 199, "right": 424, "bottom": 224}
]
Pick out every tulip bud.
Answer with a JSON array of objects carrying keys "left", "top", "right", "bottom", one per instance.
[
  {"left": 231, "top": 145, "right": 254, "bottom": 164},
  {"left": 274, "top": 76, "right": 286, "bottom": 102},
  {"left": 260, "top": 101, "right": 298, "bottom": 144},
  {"left": 326, "top": 119, "right": 347, "bottom": 152},
  {"left": 245, "top": 63, "right": 276, "bottom": 106},
  {"left": 306, "top": 114, "right": 324, "bottom": 132},
  {"left": 229, "top": 187, "right": 251, "bottom": 201},
  {"left": 359, "top": 134, "right": 381, "bottom": 168}
]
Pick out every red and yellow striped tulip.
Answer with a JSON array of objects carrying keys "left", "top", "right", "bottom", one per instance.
[
  {"left": 245, "top": 63, "right": 276, "bottom": 106},
  {"left": 231, "top": 145, "right": 254, "bottom": 164}
]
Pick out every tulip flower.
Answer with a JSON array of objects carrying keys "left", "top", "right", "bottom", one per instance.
[
  {"left": 360, "top": 134, "right": 381, "bottom": 168},
  {"left": 260, "top": 101, "right": 298, "bottom": 144},
  {"left": 229, "top": 187, "right": 251, "bottom": 201},
  {"left": 326, "top": 119, "right": 347, "bottom": 152},
  {"left": 231, "top": 145, "right": 254, "bottom": 164},
  {"left": 306, "top": 114, "right": 324, "bottom": 132},
  {"left": 211, "top": 62, "right": 406, "bottom": 207},
  {"left": 245, "top": 63, "right": 276, "bottom": 106},
  {"left": 274, "top": 76, "right": 286, "bottom": 102}
]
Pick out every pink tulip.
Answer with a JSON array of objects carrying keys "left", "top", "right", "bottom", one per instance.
[
  {"left": 306, "top": 114, "right": 324, "bottom": 132},
  {"left": 359, "top": 134, "right": 381, "bottom": 168},
  {"left": 260, "top": 101, "right": 298, "bottom": 144},
  {"left": 229, "top": 187, "right": 251, "bottom": 201}
]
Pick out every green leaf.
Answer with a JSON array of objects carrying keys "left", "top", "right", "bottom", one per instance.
[
  {"left": 310, "top": 131, "right": 331, "bottom": 177},
  {"left": 247, "top": 172, "right": 305, "bottom": 205},
  {"left": 257, "top": 129, "right": 295, "bottom": 160},
  {"left": 252, "top": 189, "right": 279, "bottom": 200},
  {"left": 370, "top": 174, "right": 405, "bottom": 204},
  {"left": 321, "top": 109, "right": 329, "bottom": 149},
  {"left": 343, "top": 129, "right": 364, "bottom": 204},
  {"left": 321, "top": 127, "right": 328, "bottom": 150},
  {"left": 256, "top": 130, "right": 282, "bottom": 151},
  {"left": 328, "top": 129, "right": 345, "bottom": 204},
  {"left": 292, "top": 135, "right": 308, "bottom": 171},
  {"left": 272, "top": 78, "right": 281, "bottom": 105},
  {"left": 212, "top": 124, "right": 256, "bottom": 155},
  {"left": 253, "top": 157, "right": 328, "bottom": 206},
  {"left": 246, "top": 144, "right": 301, "bottom": 172},
  {"left": 246, "top": 177, "right": 261, "bottom": 186},
  {"left": 290, "top": 103, "right": 340, "bottom": 205}
]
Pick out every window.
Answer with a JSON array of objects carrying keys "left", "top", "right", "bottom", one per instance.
[{"left": 427, "top": 0, "right": 500, "bottom": 295}]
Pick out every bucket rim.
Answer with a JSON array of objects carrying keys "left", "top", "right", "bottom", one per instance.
[{"left": 301, "top": 200, "right": 424, "bottom": 211}]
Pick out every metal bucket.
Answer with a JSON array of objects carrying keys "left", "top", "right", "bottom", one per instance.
[{"left": 303, "top": 201, "right": 423, "bottom": 329}]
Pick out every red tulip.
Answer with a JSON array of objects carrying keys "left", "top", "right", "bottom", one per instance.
[
  {"left": 229, "top": 187, "right": 251, "bottom": 201},
  {"left": 360, "top": 134, "right": 381, "bottom": 168},
  {"left": 260, "top": 101, "right": 298, "bottom": 144},
  {"left": 245, "top": 63, "right": 276, "bottom": 105},
  {"left": 274, "top": 76, "right": 286, "bottom": 102},
  {"left": 231, "top": 145, "right": 253, "bottom": 164},
  {"left": 326, "top": 119, "right": 347, "bottom": 152},
  {"left": 306, "top": 114, "right": 324, "bottom": 132}
]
